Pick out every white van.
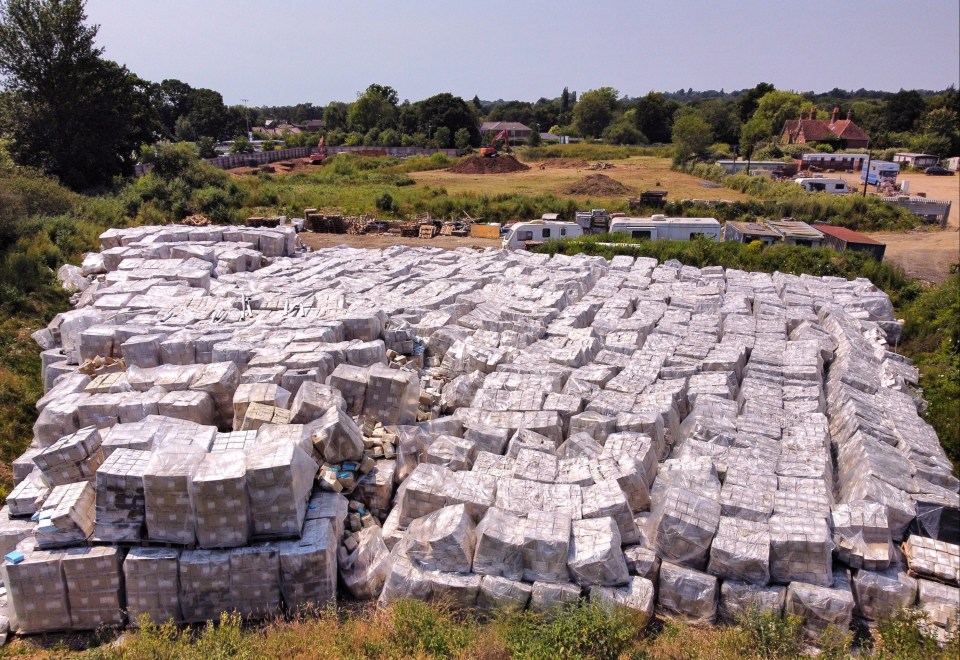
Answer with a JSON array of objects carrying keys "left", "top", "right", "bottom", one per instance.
[
  {"left": 794, "top": 177, "right": 850, "bottom": 194},
  {"left": 501, "top": 220, "right": 583, "bottom": 250},
  {"left": 607, "top": 216, "right": 721, "bottom": 241}
]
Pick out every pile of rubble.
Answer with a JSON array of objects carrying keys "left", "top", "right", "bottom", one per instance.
[{"left": 0, "top": 224, "right": 957, "bottom": 642}]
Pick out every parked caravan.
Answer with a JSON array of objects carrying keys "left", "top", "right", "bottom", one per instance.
[
  {"left": 861, "top": 161, "right": 900, "bottom": 186},
  {"left": 501, "top": 220, "right": 582, "bottom": 250},
  {"left": 607, "top": 216, "right": 721, "bottom": 241},
  {"left": 794, "top": 177, "right": 850, "bottom": 194}
]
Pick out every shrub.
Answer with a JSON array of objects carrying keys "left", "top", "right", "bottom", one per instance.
[
  {"left": 737, "top": 609, "right": 804, "bottom": 658},
  {"left": 388, "top": 599, "right": 474, "bottom": 658}
]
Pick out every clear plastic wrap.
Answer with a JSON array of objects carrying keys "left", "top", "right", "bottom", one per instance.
[{"left": 656, "top": 561, "right": 718, "bottom": 623}]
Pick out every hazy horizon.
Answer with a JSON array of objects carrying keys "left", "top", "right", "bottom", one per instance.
[{"left": 85, "top": 0, "right": 960, "bottom": 105}]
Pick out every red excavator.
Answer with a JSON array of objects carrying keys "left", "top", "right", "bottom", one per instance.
[
  {"left": 309, "top": 136, "right": 327, "bottom": 165},
  {"left": 480, "top": 130, "right": 510, "bottom": 157}
]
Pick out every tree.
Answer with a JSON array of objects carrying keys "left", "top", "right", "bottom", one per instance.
[
  {"left": 672, "top": 112, "right": 713, "bottom": 163},
  {"left": 696, "top": 98, "right": 741, "bottom": 145},
  {"left": 454, "top": 127, "right": 472, "bottom": 151},
  {"left": 921, "top": 108, "right": 959, "bottom": 137},
  {"left": 736, "top": 82, "right": 775, "bottom": 122},
  {"left": 229, "top": 135, "right": 253, "bottom": 154},
  {"left": 751, "top": 90, "right": 806, "bottom": 137},
  {"left": 602, "top": 119, "right": 645, "bottom": 145},
  {"left": 415, "top": 93, "right": 479, "bottom": 146},
  {"left": 885, "top": 89, "right": 925, "bottom": 133},
  {"left": 573, "top": 87, "right": 619, "bottom": 138},
  {"left": 432, "top": 126, "right": 451, "bottom": 148},
  {"left": 0, "top": 0, "right": 159, "bottom": 189},
  {"left": 348, "top": 83, "right": 398, "bottom": 134},
  {"left": 527, "top": 122, "right": 541, "bottom": 147},
  {"left": 323, "top": 102, "right": 348, "bottom": 132},
  {"left": 739, "top": 116, "right": 770, "bottom": 159},
  {"left": 196, "top": 136, "right": 217, "bottom": 158},
  {"left": 633, "top": 92, "right": 678, "bottom": 144}
]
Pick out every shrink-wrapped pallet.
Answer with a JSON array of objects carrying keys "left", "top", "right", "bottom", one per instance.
[
  {"left": 33, "top": 426, "right": 103, "bottom": 487},
  {"left": 567, "top": 517, "right": 629, "bottom": 587},
  {"left": 179, "top": 549, "right": 232, "bottom": 623},
  {"left": 278, "top": 518, "right": 338, "bottom": 610},
  {"left": 784, "top": 572, "right": 855, "bottom": 640},
  {"left": 472, "top": 507, "right": 525, "bottom": 580},
  {"left": 768, "top": 514, "right": 834, "bottom": 587},
  {"left": 229, "top": 545, "right": 281, "bottom": 619},
  {"left": 2, "top": 545, "right": 72, "bottom": 633},
  {"left": 363, "top": 364, "right": 419, "bottom": 425},
  {"left": 36, "top": 481, "right": 96, "bottom": 548},
  {"left": 158, "top": 390, "right": 215, "bottom": 426},
  {"left": 478, "top": 575, "right": 532, "bottom": 612},
  {"left": 327, "top": 363, "right": 368, "bottom": 416},
  {"left": 60, "top": 546, "right": 124, "bottom": 629},
  {"left": 657, "top": 561, "right": 718, "bottom": 623},
  {"left": 406, "top": 504, "right": 477, "bottom": 573},
  {"left": 831, "top": 500, "right": 892, "bottom": 571},
  {"left": 513, "top": 447, "right": 558, "bottom": 483},
  {"left": 245, "top": 439, "right": 318, "bottom": 538},
  {"left": 522, "top": 510, "right": 572, "bottom": 584},
  {"left": 591, "top": 576, "right": 655, "bottom": 623},
  {"left": 395, "top": 463, "right": 449, "bottom": 527},
  {"left": 0, "top": 505, "right": 36, "bottom": 556},
  {"left": 651, "top": 486, "right": 721, "bottom": 571},
  {"left": 310, "top": 405, "right": 364, "bottom": 464},
  {"left": 569, "top": 411, "right": 617, "bottom": 443},
  {"left": 232, "top": 383, "right": 292, "bottom": 429},
  {"left": 211, "top": 430, "right": 258, "bottom": 452},
  {"left": 305, "top": 491, "right": 348, "bottom": 542},
  {"left": 506, "top": 428, "right": 559, "bottom": 458},
  {"left": 917, "top": 579, "right": 959, "bottom": 635},
  {"left": 94, "top": 448, "right": 151, "bottom": 541},
  {"left": 529, "top": 580, "right": 581, "bottom": 613},
  {"left": 707, "top": 517, "right": 770, "bottom": 585},
  {"left": 425, "top": 435, "right": 477, "bottom": 471},
  {"left": 718, "top": 581, "right": 786, "bottom": 623},
  {"left": 589, "top": 455, "right": 651, "bottom": 513},
  {"left": 7, "top": 473, "right": 49, "bottom": 517},
  {"left": 289, "top": 381, "right": 345, "bottom": 423},
  {"left": 340, "top": 526, "right": 391, "bottom": 600},
  {"left": 902, "top": 535, "right": 959, "bottom": 585},
  {"left": 189, "top": 361, "right": 240, "bottom": 429},
  {"left": 581, "top": 479, "right": 639, "bottom": 545},
  {"left": 354, "top": 459, "right": 395, "bottom": 520},
  {"left": 189, "top": 450, "right": 249, "bottom": 548},
  {"left": 851, "top": 563, "right": 918, "bottom": 623},
  {"left": 124, "top": 547, "right": 181, "bottom": 626},
  {"left": 143, "top": 445, "right": 205, "bottom": 544}
]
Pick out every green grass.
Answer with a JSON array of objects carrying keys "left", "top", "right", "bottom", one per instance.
[{"left": 519, "top": 143, "right": 674, "bottom": 161}]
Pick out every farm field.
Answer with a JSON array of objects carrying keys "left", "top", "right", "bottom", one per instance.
[{"left": 411, "top": 155, "right": 749, "bottom": 205}]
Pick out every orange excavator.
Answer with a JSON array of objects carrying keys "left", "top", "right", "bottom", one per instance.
[
  {"left": 480, "top": 130, "right": 510, "bottom": 157},
  {"left": 309, "top": 135, "right": 327, "bottom": 165}
]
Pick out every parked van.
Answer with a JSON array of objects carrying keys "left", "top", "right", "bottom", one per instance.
[
  {"left": 501, "top": 220, "right": 582, "bottom": 249},
  {"left": 607, "top": 216, "right": 721, "bottom": 241},
  {"left": 861, "top": 161, "right": 900, "bottom": 186},
  {"left": 794, "top": 177, "right": 850, "bottom": 194}
]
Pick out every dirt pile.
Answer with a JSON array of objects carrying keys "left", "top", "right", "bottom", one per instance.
[
  {"left": 448, "top": 155, "right": 530, "bottom": 174},
  {"left": 563, "top": 174, "right": 633, "bottom": 196}
]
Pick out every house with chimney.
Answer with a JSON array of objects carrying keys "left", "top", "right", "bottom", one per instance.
[{"left": 780, "top": 107, "right": 870, "bottom": 150}]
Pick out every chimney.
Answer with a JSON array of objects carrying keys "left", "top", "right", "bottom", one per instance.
[{"left": 831, "top": 107, "right": 839, "bottom": 123}]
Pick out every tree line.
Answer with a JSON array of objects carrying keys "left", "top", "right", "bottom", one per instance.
[{"left": 1, "top": 0, "right": 958, "bottom": 191}]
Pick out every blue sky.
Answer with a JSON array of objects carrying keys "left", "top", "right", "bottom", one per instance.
[{"left": 85, "top": 0, "right": 960, "bottom": 105}]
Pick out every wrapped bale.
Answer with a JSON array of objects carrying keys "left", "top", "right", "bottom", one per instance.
[
  {"left": 657, "top": 561, "right": 718, "bottom": 623},
  {"left": 278, "top": 518, "right": 338, "bottom": 610},
  {"left": 354, "top": 459, "right": 395, "bottom": 520},
  {"left": 289, "top": 381, "right": 346, "bottom": 423},
  {"left": 624, "top": 545, "right": 661, "bottom": 583},
  {"left": 569, "top": 411, "right": 617, "bottom": 443},
  {"left": 768, "top": 515, "right": 834, "bottom": 587},
  {"left": 189, "top": 450, "right": 249, "bottom": 548},
  {"left": 232, "top": 383, "right": 292, "bottom": 430},
  {"left": 472, "top": 507, "right": 525, "bottom": 581},
  {"left": 124, "top": 547, "right": 181, "bottom": 626},
  {"left": 310, "top": 406, "right": 364, "bottom": 464},
  {"left": 143, "top": 445, "right": 206, "bottom": 545},
  {"left": 36, "top": 481, "right": 96, "bottom": 548},
  {"left": 831, "top": 500, "right": 892, "bottom": 571},
  {"left": 363, "top": 364, "right": 419, "bottom": 426},
  {"left": 305, "top": 491, "right": 349, "bottom": 542},
  {"left": 917, "top": 579, "right": 959, "bottom": 635},
  {"left": 33, "top": 426, "right": 104, "bottom": 487},
  {"left": 506, "top": 428, "right": 559, "bottom": 458},
  {"left": 379, "top": 547, "right": 433, "bottom": 605},
  {"left": 229, "top": 545, "right": 281, "bottom": 619},
  {"left": 513, "top": 448, "right": 558, "bottom": 483},
  {"left": 60, "top": 546, "right": 124, "bottom": 629},
  {"left": 0, "top": 505, "right": 36, "bottom": 557},
  {"left": 581, "top": 479, "right": 640, "bottom": 545},
  {"left": 94, "top": 448, "right": 151, "bottom": 542},
  {"left": 478, "top": 575, "right": 532, "bottom": 612},
  {"left": 406, "top": 504, "right": 477, "bottom": 573},
  {"left": 327, "top": 364, "right": 368, "bottom": 416},
  {"left": 851, "top": 564, "right": 918, "bottom": 623},
  {"left": 567, "top": 517, "right": 629, "bottom": 587},
  {"left": 591, "top": 576, "right": 656, "bottom": 624},
  {"left": 189, "top": 361, "right": 241, "bottom": 430},
  {"left": 529, "top": 580, "right": 581, "bottom": 613},
  {"left": 902, "top": 535, "right": 960, "bottom": 585},
  {"left": 179, "top": 549, "right": 232, "bottom": 623},
  {"left": 651, "top": 486, "right": 721, "bottom": 571},
  {"left": 707, "top": 517, "right": 771, "bottom": 585},
  {"left": 340, "top": 526, "right": 391, "bottom": 600},
  {"left": 2, "top": 545, "right": 72, "bottom": 633},
  {"left": 424, "top": 570, "right": 481, "bottom": 608},
  {"left": 395, "top": 463, "right": 450, "bottom": 527},
  {"left": 718, "top": 581, "right": 786, "bottom": 623},
  {"left": 7, "top": 473, "right": 50, "bottom": 517},
  {"left": 522, "top": 510, "right": 572, "bottom": 584},
  {"left": 784, "top": 572, "right": 855, "bottom": 640},
  {"left": 425, "top": 435, "right": 477, "bottom": 471},
  {"left": 245, "top": 439, "right": 318, "bottom": 538},
  {"left": 589, "top": 455, "right": 651, "bottom": 512}
]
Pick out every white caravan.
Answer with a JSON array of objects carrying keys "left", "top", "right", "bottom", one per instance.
[
  {"left": 501, "top": 220, "right": 583, "bottom": 250},
  {"left": 794, "top": 177, "right": 850, "bottom": 194},
  {"left": 607, "top": 216, "right": 721, "bottom": 241}
]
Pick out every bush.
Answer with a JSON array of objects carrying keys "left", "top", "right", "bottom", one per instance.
[
  {"left": 737, "top": 609, "right": 804, "bottom": 658},
  {"left": 388, "top": 599, "right": 474, "bottom": 658},
  {"left": 375, "top": 192, "right": 396, "bottom": 213},
  {"left": 874, "top": 609, "right": 952, "bottom": 659}
]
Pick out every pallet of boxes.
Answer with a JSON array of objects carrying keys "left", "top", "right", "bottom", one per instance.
[{"left": 0, "top": 222, "right": 957, "bottom": 646}]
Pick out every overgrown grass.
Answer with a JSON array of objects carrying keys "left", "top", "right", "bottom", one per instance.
[
  {"left": 519, "top": 143, "right": 673, "bottom": 161},
  {"left": 674, "top": 164, "right": 919, "bottom": 232}
]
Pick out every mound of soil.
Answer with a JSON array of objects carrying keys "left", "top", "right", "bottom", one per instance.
[
  {"left": 563, "top": 174, "right": 633, "bottom": 196},
  {"left": 448, "top": 155, "right": 530, "bottom": 174}
]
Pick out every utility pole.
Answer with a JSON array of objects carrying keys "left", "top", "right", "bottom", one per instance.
[
  {"left": 241, "top": 98, "right": 251, "bottom": 139},
  {"left": 862, "top": 152, "right": 871, "bottom": 197}
]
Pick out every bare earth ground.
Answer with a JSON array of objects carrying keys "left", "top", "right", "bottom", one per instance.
[
  {"left": 411, "top": 156, "right": 749, "bottom": 204},
  {"left": 836, "top": 171, "right": 959, "bottom": 283}
]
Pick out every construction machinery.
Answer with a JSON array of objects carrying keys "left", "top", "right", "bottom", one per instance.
[
  {"left": 480, "top": 130, "right": 510, "bottom": 157},
  {"left": 309, "top": 136, "right": 327, "bottom": 165}
]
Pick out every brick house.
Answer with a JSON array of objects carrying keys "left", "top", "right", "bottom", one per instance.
[
  {"left": 780, "top": 107, "right": 870, "bottom": 150},
  {"left": 480, "top": 121, "right": 533, "bottom": 144}
]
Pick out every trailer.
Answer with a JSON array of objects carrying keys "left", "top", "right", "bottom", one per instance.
[
  {"left": 861, "top": 161, "right": 900, "bottom": 186},
  {"left": 794, "top": 177, "right": 851, "bottom": 194},
  {"left": 607, "top": 215, "right": 721, "bottom": 241},
  {"left": 501, "top": 220, "right": 582, "bottom": 250}
]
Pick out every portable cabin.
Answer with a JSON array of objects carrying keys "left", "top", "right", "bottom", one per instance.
[
  {"left": 607, "top": 216, "right": 721, "bottom": 242},
  {"left": 813, "top": 224, "right": 885, "bottom": 260},
  {"left": 794, "top": 177, "right": 850, "bottom": 194},
  {"left": 765, "top": 219, "right": 824, "bottom": 247},
  {"left": 501, "top": 220, "right": 582, "bottom": 250},
  {"left": 861, "top": 161, "right": 899, "bottom": 186},
  {"left": 722, "top": 221, "right": 780, "bottom": 245}
]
